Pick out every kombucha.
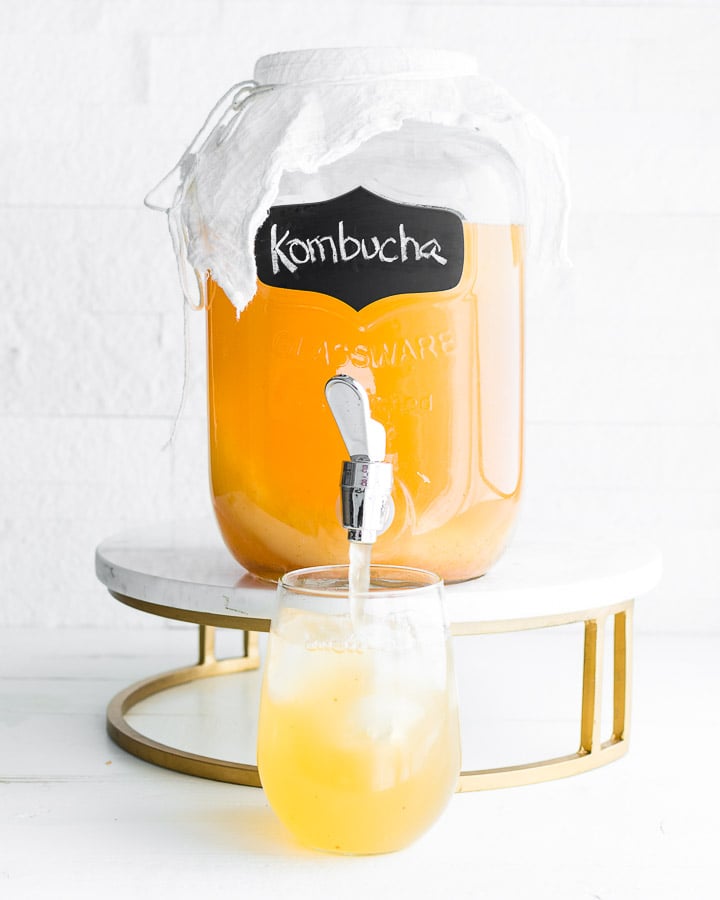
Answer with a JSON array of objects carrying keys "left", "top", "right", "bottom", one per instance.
[
  {"left": 257, "top": 610, "right": 460, "bottom": 854},
  {"left": 207, "top": 223, "right": 524, "bottom": 581}
]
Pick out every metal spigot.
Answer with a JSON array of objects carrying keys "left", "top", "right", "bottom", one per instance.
[{"left": 325, "top": 375, "right": 394, "bottom": 544}]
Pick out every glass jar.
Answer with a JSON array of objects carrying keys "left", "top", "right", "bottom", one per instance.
[{"left": 204, "top": 49, "right": 526, "bottom": 582}]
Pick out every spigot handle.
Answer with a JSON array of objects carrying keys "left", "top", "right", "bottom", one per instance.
[
  {"left": 325, "top": 375, "right": 386, "bottom": 462},
  {"left": 324, "top": 375, "right": 394, "bottom": 544}
]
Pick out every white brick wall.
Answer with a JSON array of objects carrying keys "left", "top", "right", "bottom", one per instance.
[{"left": 1, "top": 0, "right": 718, "bottom": 631}]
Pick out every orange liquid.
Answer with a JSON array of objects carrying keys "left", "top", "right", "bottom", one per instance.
[
  {"left": 207, "top": 223, "right": 524, "bottom": 581},
  {"left": 257, "top": 618, "right": 461, "bottom": 854}
]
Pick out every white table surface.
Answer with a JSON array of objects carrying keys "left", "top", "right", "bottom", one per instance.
[
  {"left": 2, "top": 625, "right": 718, "bottom": 900},
  {"left": 95, "top": 519, "right": 662, "bottom": 628},
  {"left": 3, "top": 526, "right": 688, "bottom": 898}
]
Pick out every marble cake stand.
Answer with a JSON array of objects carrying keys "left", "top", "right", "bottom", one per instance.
[{"left": 95, "top": 520, "right": 661, "bottom": 792}]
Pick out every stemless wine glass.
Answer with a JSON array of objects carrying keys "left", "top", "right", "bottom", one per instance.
[{"left": 257, "top": 564, "right": 461, "bottom": 855}]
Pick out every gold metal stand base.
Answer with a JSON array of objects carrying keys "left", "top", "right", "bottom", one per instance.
[
  {"left": 107, "top": 600, "right": 634, "bottom": 792},
  {"left": 107, "top": 628, "right": 262, "bottom": 787}
]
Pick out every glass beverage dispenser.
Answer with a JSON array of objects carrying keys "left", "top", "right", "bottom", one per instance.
[{"left": 150, "top": 48, "right": 567, "bottom": 583}]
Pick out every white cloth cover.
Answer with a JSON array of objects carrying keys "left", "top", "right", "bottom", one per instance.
[{"left": 148, "top": 48, "right": 569, "bottom": 314}]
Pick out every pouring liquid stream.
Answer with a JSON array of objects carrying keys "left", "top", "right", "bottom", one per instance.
[
  {"left": 324, "top": 374, "right": 391, "bottom": 631},
  {"left": 348, "top": 541, "right": 373, "bottom": 630}
]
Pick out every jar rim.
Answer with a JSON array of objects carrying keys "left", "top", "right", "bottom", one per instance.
[
  {"left": 279, "top": 564, "right": 443, "bottom": 599},
  {"left": 253, "top": 47, "right": 479, "bottom": 86}
]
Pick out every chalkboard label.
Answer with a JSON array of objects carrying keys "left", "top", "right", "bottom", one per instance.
[{"left": 254, "top": 187, "right": 465, "bottom": 311}]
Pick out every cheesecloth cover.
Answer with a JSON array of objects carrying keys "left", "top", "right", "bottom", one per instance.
[{"left": 147, "top": 48, "right": 569, "bottom": 314}]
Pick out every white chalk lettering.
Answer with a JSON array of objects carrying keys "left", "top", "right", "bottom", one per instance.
[
  {"left": 307, "top": 235, "right": 338, "bottom": 264},
  {"left": 269, "top": 221, "right": 448, "bottom": 273},
  {"left": 339, "top": 221, "right": 361, "bottom": 261},
  {"left": 270, "top": 224, "right": 295, "bottom": 274},
  {"left": 361, "top": 237, "right": 380, "bottom": 260},
  {"left": 421, "top": 238, "right": 447, "bottom": 265},
  {"left": 379, "top": 237, "right": 398, "bottom": 262},
  {"left": 399, "top": 223, "right": 420, "bottom": 262},
  {"left": 287, "top": 238, "right": 310, "bottom": 266}
]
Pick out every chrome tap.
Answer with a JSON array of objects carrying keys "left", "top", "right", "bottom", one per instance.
[{"left": 325, "top": 375, "right": 394, "bottom": 544}]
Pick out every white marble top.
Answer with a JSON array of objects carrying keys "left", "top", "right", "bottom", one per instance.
[{"left": 95, "top": 519, "right": 661, "bottom": 631}]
